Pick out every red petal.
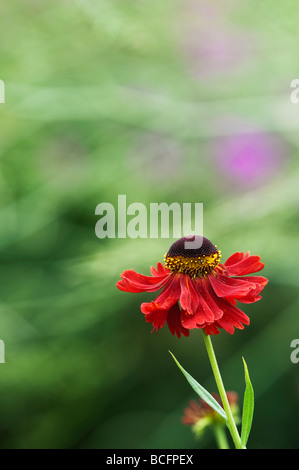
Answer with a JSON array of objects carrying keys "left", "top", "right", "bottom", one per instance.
[
  {"left": 150, "top": 262, "right": 170, "bottom": 277},
  {"left": 180, "top": 275, "right": 200, "bottom": 315},
  {"left": 116, "top": 269, "right": 169, "bottom": 293},
  {"left": 180, "top": 279, "right": 223, "bottom": 329},
  {"left": 204, "top": 323, "right": 220, "bottom": 335},
  {"left": 153, "top": 274, "right": 181, "bottom": 309},
  {"left": 200, "top": 281, "right": 250, "bottom": 334},
  {"left": 141, "top": 301, "right": 169, "bottom": 332},
  {"left": 199, "top": 279, "right": 224, "bottom": 321},
  {"left": 224, "top": 252, "right": 249, "bottom": 267},
  {"left": 233, "top": 276, "right": 268, "bottom": 303},
  {"left": 213, "top": 298, "right": 250, "bottom": 334},
  {"left": 180, "top": 308, "right": 202, "bottom": 329},
  {"left": 140, "top": 276, "right": 187, "bottom": 337},
  {"left": 167, "top": 303, "right": 190, "bottom": 338},
  {"left": 224, "top": 252, "right": 265, "bottom": 276},
  {"left": 209, "top": 273, "right": 257, "bottom": 298},
  {"left": 194, "top": 282, "right": 218, "bottom": 324}
]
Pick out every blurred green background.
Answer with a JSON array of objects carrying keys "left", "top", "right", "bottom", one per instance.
[{"left": 0, "top": 0, "right": 298, "bottom": 449}]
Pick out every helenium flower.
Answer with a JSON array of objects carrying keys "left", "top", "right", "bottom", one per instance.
[{"left": 116, "top": 235, "right": 268, "bottom": 337}]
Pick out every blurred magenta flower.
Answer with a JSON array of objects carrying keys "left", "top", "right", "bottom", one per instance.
[
  {"left": 209, "top": 121, "right": 287, "bottom": 190},
  {"left": 178, "top": 0, "right": 256, "bottom": 78}
]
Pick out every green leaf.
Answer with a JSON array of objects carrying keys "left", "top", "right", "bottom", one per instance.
[
  {"left": 169, "top": 350, "right": 227, "bottom": 420},
  {"left": 241, "top": 357, "right": 255, "bottom": 447}
]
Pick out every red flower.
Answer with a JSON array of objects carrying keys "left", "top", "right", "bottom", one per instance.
[
  {"left": 182, "top": 391, "right": 239, "bottom": 426},
  {"left": 116, "top": 236, "right": 268, "bottom": 337},
  {"left": 182, "top": 392, "right": 239, "bottom": 437}
]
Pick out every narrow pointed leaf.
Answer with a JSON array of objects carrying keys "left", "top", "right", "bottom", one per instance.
[
  {"left": 241, "top": 357, "right": 254, "bottom": 447},
  {"left": 169, "top": 351, "right": 227, "bottom": 420}
]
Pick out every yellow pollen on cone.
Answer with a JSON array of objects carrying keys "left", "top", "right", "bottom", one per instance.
[{"left": 164, "top": 251, "right": 221, "bottom": 278}]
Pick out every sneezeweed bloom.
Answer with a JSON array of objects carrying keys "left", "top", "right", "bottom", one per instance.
[
  {"left": 182, "top": 392, "right": 239, "bottom": 439},
  {"left": 116, "top": 235, "right": 268, "bottom": 337}
]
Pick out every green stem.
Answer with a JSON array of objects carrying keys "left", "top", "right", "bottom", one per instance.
[
  {"left": 202, "top": 330, "right": 245, "bottom": 449},
  {"left": 213, "top": 424, "right": 230, "bottom": 449}
]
